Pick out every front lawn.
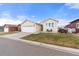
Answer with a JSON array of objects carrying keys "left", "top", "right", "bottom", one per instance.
[{"left": 22, "top": 33, "right": 79, "bottom": 48}]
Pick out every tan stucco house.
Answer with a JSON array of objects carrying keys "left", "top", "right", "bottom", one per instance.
[{"left": 21, "top": 18, "right": 59, "bottom": 33}]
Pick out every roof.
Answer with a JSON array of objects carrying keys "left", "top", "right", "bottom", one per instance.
[
  {"left": 40, "top": 18, "right": 59, "bottom": 24},
  {"left": 21, "top": 19, "right": 34, "bottom": 25},
  {"left": 4, "top": 24, "right": 18, "bottom": 27},
  {"left": 70, "top": 19, "right": 79, "bottom": 23},
  {"left": 35, "top": 23, "right": 42, "bottom": 26},
  {"left": 65, "top": 24, "right": 70, "bottom": 28}
]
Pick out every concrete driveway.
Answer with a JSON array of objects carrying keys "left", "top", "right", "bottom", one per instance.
[
  {"left": 0, "top": 37, "right": 77, "bottom": 56},
  {"left": 0, "top": 32, "right": 32, "bottom": 39}
]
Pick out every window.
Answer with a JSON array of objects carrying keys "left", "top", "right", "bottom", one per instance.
[
  {"left": 49, "top": 23, "right": 51, "bottom": 27},
  {"left": 52, "top": 23, "right": 54, "bottom": 27},
  {"left": 46, "top": 23, "right": 49, "bottom": 27},
  {"left": 76, "top": 23, "right": 79, "bottom": 28},
  {"left": 46, "top": 23, "right": 54, "bottom": 27}
]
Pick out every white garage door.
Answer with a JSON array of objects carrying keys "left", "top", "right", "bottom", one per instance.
[{"left": 22, "top": 27, "right": 36, "bottom": 33}]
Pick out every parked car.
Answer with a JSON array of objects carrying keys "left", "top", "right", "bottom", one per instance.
[{"left": 58, "top": 28, "right": 68, "bottom": 33}]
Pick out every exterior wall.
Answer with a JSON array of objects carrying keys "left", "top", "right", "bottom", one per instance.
[
  {"left": 41, "top": 19, "right": 58, "bottom": 33},
  {"left": 4, "top": 26, "right": 18, "bottom": 32},
  {"left": 21, "top": 20, "right": 41, "bottom": 33},
  {"left": 76, "top": 29, "right": 79, "bottom": 33},
  {"left": 21, "top": 21, "right": 35, "bottom": 27},
  {"left": 35, "top": 24, "right": 42, "bottom": 33},
  {"left": 67, "top": 20, "right": 79, "bottom": 33},
  {"left": 18, "top": 24, "right": 21, "bottom": 31},
  {"left": 0, "top": 27, "right": 4, "bottom": 32},
  {"left": 67, "top": 28, "right": 76, "bottom": 33},
  {"left": 9, "top": 27, "right": 18, "bottom": 32},
  {"left": 4, "top": 27, "right": 9, "bottom": 32}
]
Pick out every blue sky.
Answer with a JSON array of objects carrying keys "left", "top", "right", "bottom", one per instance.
[{"left": 0, "top": 3, "right": 79, "bottom": 26}]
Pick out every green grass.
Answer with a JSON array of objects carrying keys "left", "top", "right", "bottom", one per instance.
[{"left": 22, "top": 33, "right": 79, "bottom": 49}]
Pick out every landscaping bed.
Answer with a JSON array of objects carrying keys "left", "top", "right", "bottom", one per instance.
[{"left": 22, "top": 33, "right": 79, "bottom": 49}]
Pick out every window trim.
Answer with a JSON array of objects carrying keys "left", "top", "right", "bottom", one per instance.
[
  {"left": 46, "top": 22, "right": 54, "bottom": 27},
  {"left": 76, "top": 23, "right": 79, "bottom": 28},
  {"left": 52, "top": 23, "right": 54, "bottom": 27}
]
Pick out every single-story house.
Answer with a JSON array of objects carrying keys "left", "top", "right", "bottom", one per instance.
[
  {"left": 21, "top": 18, "right": 59, "bottom": 33},
  {"left": 21, "top": 20, "right": 42, "bottom": 33},
  {"left": 66, "top": 19, "right": 79, "bottom": 33},
  {"left": 4, "top": 24, "right": 19, "bottom": 32}
]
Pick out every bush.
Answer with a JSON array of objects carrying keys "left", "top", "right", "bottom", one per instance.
[{"left": 58, "top": 29, "right": 68, "bottom": 33}]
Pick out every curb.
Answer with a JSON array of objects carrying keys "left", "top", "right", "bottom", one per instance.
[{"left": 6, "top": 37, "right": 79, "bottom": 56}]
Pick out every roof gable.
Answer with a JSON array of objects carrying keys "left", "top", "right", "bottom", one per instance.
[
  {"left": 40, "top": 18, "right": 58, "bottom": 24},
  {"left": 21, "top": 19, "right": 34, "bottom": 25}
]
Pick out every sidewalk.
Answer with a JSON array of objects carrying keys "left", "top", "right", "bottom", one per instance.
[{"left": 0, "top": 32, "right": 32, "bottom": 39}]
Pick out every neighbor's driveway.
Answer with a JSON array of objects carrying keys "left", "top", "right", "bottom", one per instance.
[
  {"left": 0, "top": 32, "right": 32, "bottom": 39},
  {"left": 0, "top": 37, "right": 77, "bottom": 56}
]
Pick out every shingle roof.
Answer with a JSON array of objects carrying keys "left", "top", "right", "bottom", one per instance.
[
  {"left": 4, "top": 24, "right": 18, "bottom": 27},
  {"left": 70, "top": 19, "right": 79, "bottom": 23}
]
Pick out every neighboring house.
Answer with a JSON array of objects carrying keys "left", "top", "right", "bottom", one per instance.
[
  {"left": 0, "top": 18, "right": 59, "bottom": 33},
  {"left": 66, "top": 19, "right": 79, "bottom": 33},
  {"left": 41, "top": 18, "right": 59, "bottom": 33},
  {"left": 4, "top": 24, "right": 19, "bottom": 32},
  {"left": 0, "top": 26, "right": 4, "bottom": 32},
  {"left": 21, "top": 18, "right": 59, "bottom": 33},
  {"left": 21, "top": 20, "right": 42, "bottom": 33}
]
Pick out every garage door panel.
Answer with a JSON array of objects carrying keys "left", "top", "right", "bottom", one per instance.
[{"left": 22, "top": 27, "right": 36, "bottom": 32}]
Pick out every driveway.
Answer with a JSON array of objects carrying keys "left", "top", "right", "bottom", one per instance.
[
  {"left": 0, "top": 37, "right": 77, "bottom": 56},
  {"left": 0, "top": 32, "right": 32, "bottom": 39}
]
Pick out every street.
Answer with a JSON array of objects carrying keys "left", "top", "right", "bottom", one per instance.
[{"left": 0, "top": 37, "right": 77, "bottom": 56}]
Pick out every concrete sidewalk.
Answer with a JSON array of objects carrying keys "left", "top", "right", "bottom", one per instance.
[{"left": 0, "top": 32, "right": 32, "bottom": 39}]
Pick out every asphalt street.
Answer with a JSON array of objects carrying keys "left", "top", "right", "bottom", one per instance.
[{"left": 0, "top": 37, "right": 77, "bottom": 56}]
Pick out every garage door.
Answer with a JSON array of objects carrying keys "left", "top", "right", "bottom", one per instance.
[{"left": 22, "top": 27, "right": 36, "bottom": 33}]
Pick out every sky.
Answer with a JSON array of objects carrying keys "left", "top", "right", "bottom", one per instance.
[{"left": 0, "top": 3, "right": 79, "bottom": 26}]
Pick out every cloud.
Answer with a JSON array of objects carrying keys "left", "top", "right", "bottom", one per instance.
[
  {"left": 32, "top": 16, "right": 36, "bottom": 18},
  {"left": 56, "top": 18, "right": 70, "bottom": 27},
  {"left": 17, "top": 15, "right": 27, "bottom": 20},
  {"left": 0, "top": 18, "right": 22, "bottom": 26},
  {"left": 65, "top": 3, "right": 79, "bottom": 9},
  {"left": 0, "top": 4, "right": 3, "bottom": 6},
  {"left": 0, "top": 11, "right": 27, "bottom": 26},
  {"left": 1, "top": 11, "right": 12, "bottom": 18}
]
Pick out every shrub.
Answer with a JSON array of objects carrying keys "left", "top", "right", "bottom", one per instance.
[{"left": 58, "top": 29, "right": 68, "bottom": 33}]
